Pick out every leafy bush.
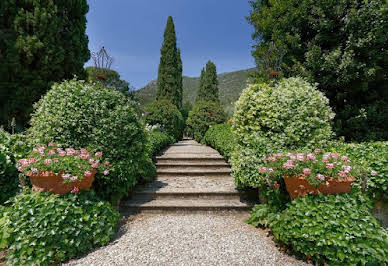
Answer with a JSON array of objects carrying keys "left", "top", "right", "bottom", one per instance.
[
  {"left": 28, "top": 79, "right": 151, "bottom": 201},
  {"left": 4, "top": 189, "right": 120, "bottom": 265},
  {"left": 231, "top": 77, "right": 335, "bottom": 188},
  {"left": 186, "top": 101, "right": 225, "bottom": 142},
  {"left": 232, "top": 78, "right": 334, "bottom": 151},
  {"left": 0, "top": 129, "right": 19, "bottom": 204},
  {"left": 271, "top": 193, "right": 388, "bottom": 265},
  {"left": 329, "top": 141, "right": 388, "bottom": 201},
  {"left": 146, "top": 130, "right": 175, "bottom": 157},
  {"left": 0, "top": 206, "right": 10, "bottom": 250},
  {"left": 203, "top": 124, "right": 236, "bottom": 160},
  {"left": 145, "top": 99, "right": 184, "bottom": 141}
]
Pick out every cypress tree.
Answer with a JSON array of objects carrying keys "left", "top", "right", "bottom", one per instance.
[
  {"left": 176, "top": 48, "right": 183, "bottom": 109},
  {"left": 0, "top": 0, "right": 90, "bottom": 130},
  {"left": 196, "top": 61, "right": 219, "bottom": 103},
  {"left": 156, "top": 16, "right": 182, "bottom": 108}
]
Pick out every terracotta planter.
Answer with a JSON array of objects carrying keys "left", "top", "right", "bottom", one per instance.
[
  {"left": 27, "top": 170, "right": 96, "bottom": 195},
  {"left": 284, "top": 175, "right": 356, "bottom": 200},
  {"left": 96, "top": 74, "right": 106, "bottom": 80}
]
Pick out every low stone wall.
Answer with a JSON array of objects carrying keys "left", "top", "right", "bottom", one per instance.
[{"left": 371, "top": 200, "right": 388, "bottom": 228}]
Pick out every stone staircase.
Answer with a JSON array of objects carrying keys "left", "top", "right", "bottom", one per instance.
[{"left": 120, "top": 139, "right": 254, "bottom": 214}]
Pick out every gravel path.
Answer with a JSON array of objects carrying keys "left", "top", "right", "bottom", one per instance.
[{"left": 66, "top": 213, "right": 308, "bottom": 266}]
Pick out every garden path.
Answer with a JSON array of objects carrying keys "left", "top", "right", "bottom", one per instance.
[{"left": 66, "top": 140, "right": 309, "bottom": 265}]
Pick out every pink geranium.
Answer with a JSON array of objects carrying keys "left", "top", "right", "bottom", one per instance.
[
  {"left": 303, "top": 168, "right": 311, "bottom": 175},
  {"left": 103, "top": 170, "right": 110, "bottom": 175},
  {"left": 326, "top": 163, "right": 334, "bottom": 169},
  {"left": 70, "top": 187, "right": 79, "bottom": 194},
  {"left": 44, "top": 159, "right": 52, "bottom": 165},
  {"left": 371, "top": 170, "right": 377, "bottom": 176},
  {"left": 338, "top": 171, "right": 346, "bottom": 178},
  {"left": 84, "top": 171, "right": 92, "bottom": 177},
  {"left": 260, "top": 167, "right": 267, "bottom": 173}
]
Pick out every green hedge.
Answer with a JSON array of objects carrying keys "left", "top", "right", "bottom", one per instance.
[
  {"left": 2, "top": 189, "right": 120, "bottom": 265},
  {"left": 146, "top": 130, "right": 175, "bottom": 157},
  {"left": 203, "top": 124, "right": 236, "bottom": 161},
  {"left": 271, "top": 193, "right": 388, "bottom": 265},
  {"left": 328, "top": 141, "right": 388, "bottom": 201}
]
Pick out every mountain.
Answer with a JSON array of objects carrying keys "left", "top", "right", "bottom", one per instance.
[{"left": 134, "top": 68, "right": 257, "bottom": 117}]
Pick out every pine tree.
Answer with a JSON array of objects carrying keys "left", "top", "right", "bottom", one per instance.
[
  {"left": 196, "top": 61, "right": 219, "bottom": 103},
  {"left": 0, "top": 0, "right": 90, "bottom": 130},
  {"left": 156, "top": 16, "right": 182, "bottom": 108},
  {"left": 176, "top": 48, "right": 183, "bottom": 109}
]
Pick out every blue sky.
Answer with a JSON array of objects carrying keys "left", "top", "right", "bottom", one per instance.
[{"left": 85, "top": 0, "right": 256, "bottom": 89}]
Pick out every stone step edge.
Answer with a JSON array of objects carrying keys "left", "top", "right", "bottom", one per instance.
[
  {"left": 132, "top": 191, "right": 241, "bottom": 196},
  {"left": 156, "top": 162, "right": 229, "bottom": 166}
]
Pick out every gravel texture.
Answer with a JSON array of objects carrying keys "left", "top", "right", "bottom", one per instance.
[{"left": 66, "top": 213, "right": 309, "bottom": 266}]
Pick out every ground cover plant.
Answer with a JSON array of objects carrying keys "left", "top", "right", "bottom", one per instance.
[
  {"left": 28, "top": 79, "right": 152, "bottom": 201},
  {"left": 2, "top": 189, "right": 120, "bottom": 265}
]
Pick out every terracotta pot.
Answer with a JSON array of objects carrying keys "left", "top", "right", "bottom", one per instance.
[
  {"left": 284, "top": 175, "right": 356, "bottom": 200},
  {"left": 96, "top": 74, "right": 106, "bottom": 80},
  {"left": 27, "top": 170, "right": 96, "bottom": 195}
]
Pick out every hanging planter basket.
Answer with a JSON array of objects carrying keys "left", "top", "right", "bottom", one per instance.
[
  {"left": 27, "top": 170, "right": 96, "bottom": 195},
  {"left": 284, "top": 175, "right": 356, "bottom": 200}
]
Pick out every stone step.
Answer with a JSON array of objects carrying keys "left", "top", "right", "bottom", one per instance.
[
  {"left": 157, "top": 166, "right": 230, "bottom": 172},
  {"left": 157, "top": 169, "right": 231, "bottom": 177},
  {"left": 156, "top": 162, "right": 229, "bottom": 167},
  {"left": 120, "top": 198, "right": 253, "bottom": 214},
  {"left": 131, "top": 191, "right": 242, "bottom": 201}
]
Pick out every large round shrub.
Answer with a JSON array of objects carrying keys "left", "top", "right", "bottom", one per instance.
[
  {"left": 203, "top": 124, "right": 236, "bottom": 160},
  {"left": 29, "top": 79, "right": 150, "bottom": 200},
  {"left": 4, "top": 189, "right": 120, "bottom": 265},
  {"left": 186, "top": 101, "right": 225, "bottom": 142},
  {"left": 232, "top": 77, "right": 335, "bottom": 151},
  {"left": 0, "top": 129, "right": 19, "bottom": 204},
  {"left": 144, "top": 99, "right": 184, "bottom": 141},
  {"left": 271, "top": 193, "right": 388, "bottom": 265}
]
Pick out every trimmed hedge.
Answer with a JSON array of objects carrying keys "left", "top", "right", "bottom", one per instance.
[
  {"left": 29, "top": 79, "right": 151, "bottom": 201},
  {"left": 146, "top": 130, "right": 175, "bottom": 157},
  {"left": 203, "top": 124, "right": 236, "bottom": 161},
  {"left": 186, "top": 101, "right": 225, "bottom": 142}
]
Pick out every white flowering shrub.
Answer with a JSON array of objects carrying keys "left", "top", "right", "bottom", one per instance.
[
  {"left": 29, "top": 79, "right": 154, "bottom": 200},
  {"left": 231, "top": 77, "right": 335, "bottom": 188}
]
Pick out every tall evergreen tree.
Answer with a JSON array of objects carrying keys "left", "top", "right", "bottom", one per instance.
[
  {"left": 0, "top": 0, "right": 90, "bottom": 130},
  {"left": 156, "top": 16, "right": 182, "bottom": 108},
  {"left": 196, "top": 61, "right": 219, "bottom": 103},
  {"left": 176, "top": 48, "right": 183, "bottom": 109}
]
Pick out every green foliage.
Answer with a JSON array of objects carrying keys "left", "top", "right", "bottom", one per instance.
[
  {"left": 0, "top": 129, "right": 19, "bottom": 204},
  {"left": 28, "top": 79, "right": 150, "bottom": 201},
  {"left": 156, "top": 16, "right": 182, "bottom": 108},
  {"left": 0, "top": 0, "right": 90, "bottom": 129},
  {"left": 329, "top": 141, "right": 388, "bottom": 201},
  {"left": 186, "top": 101, "right": 226, "bottom": 143},
  {"left": 248, "top": 0, "right": 388, "bottom": 141},
  {"left": 196, "top": 61, "right": 219, "bottom": 103},
  {"left": 231, "top": 77, "right": 334, "bottom": 189},
  {"left": 146, "top": 130, "right": 175, "bottom": 157},
  {"left": 271, "top": 193, "right": 388, "bottom": 265},
  {"left": 0, "top": 206, "right": 10, "bottom": 250},
  {"left": 4, "top": 189, "right": 120, "bottom": 265},
  {"left": 246, "top": 204, "right": 278, "bottom": 228},
  {"left": 145, "top": 99, "right": 184, "bottom": 141},
  {"left": 203, "top": 124, "right": 236, "bottom": 161}
]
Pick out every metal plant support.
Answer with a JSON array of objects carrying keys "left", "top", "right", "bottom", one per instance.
[
  {"left": 263, "top": 42, "right": 285, "bottom": 79},
  {"left": 91, "top": 46, "right": 113, "bottom": 81}
]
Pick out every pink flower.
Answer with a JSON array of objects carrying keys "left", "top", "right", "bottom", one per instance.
[
  {"left": 17, "top": 167, "right": 23, "bottom": 172},
  {"left": 331, "top": 153, "right": 339, "bottom": 159},
  {"left": 28, "top": 158, "right": 37, "bottom": 164},
  {"left": 371, "top": 170, "right": 377, "bottom": 176},
  {"left": 306, "top": 153, "right": 315, "bottom": 160},
  {"left": 322, "top": 156, "right": 329, "bottom": 163},
  {"left": 283, "top": 162, "right": 294, "bottom": 169},
  {"left": 80, "top": 153, "right": 89, "bottom": 159},
  {"left": 273, "top": 182, "right": 280, "bottom": 189},
  {"left": 276, "top": 153, "right": 283, "bottom": 157},
  {"left": 297, "top": 153, "right": 305, "bottom": 161},
  {"left": 95, "top": 152, "right": 103, "bottom": 158},
  {"left": 341, "top": 156, "right": 348, "bottom": 162},
  {"left": 315, "top": 149, "right": 322, "bottom": 153},
  {"left": 31, "top": 168, "right": 38, "bottom": 174},
  {"left": 53, "top": 158, "right": 59, "bottom": 163},
  {"left": 70, "top": 176, "right": 78, "bottom": 181},
  {"left": 18, "top": 159, "right": 29, "bottom": 167},
  {"left": 80, "top": 148, "right": 88, "bottom": 154},
  {"left": 326, "top": 163, "right": 334, "bottom": 169},
  {"left": 260, "top": 167, "right": 267, "bottom": 173},
  {"left": 62, "top": 174, "right": 71, "bottom": 180},
  {"left": 317, "top": 174, "right": 325, "bottom": 181},
  {"left": 338, "top": 171, "right": 347, "bottom": 178},
  {"left": 58, "top": 151, "right": 66, "bottom": 156},
  {"left": 48, "top": 149, "right": 56, "bottom": 155},
  {"left": 302, "top": 168, "right": 311, "bottom": 175},
  {"left": 92, "top": 163, "right": 98, "bottom": 169},
  {"left": 44, "top": 159, "right": 52, "bottom": 165},
  {"left": 268, "top": 168, "right": 274, "bottom": 173},
  {"left": 343, "top": 165, "right": 351, "bottom": 173},
  {"left": 84, "top": 171, "right": 92, "bottom": 177},
  {"left": 70, "top": 187, "right": 79, "bottom": 194},
  {"left": 48, "top": 142, "right": 55, "bottom": 147},
  {"left": 89, "top": 159, "right": 95, "bottom": 164},
  {"left": 103, "top": 170, "right": 110, "bottom": 175}
]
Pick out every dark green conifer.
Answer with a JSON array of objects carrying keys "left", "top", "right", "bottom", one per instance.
[
  {"left": 196, "top": 61, "right": 219, "bottom": 103},
  {"left": 156, "top": 16, "right": 182, "bottom": 108},
  {"left": 0, "top": 0, "right": 90, "bottom": 129},
  {"left": 176, "top": 48, "right": 183, "bottom": 109}
]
